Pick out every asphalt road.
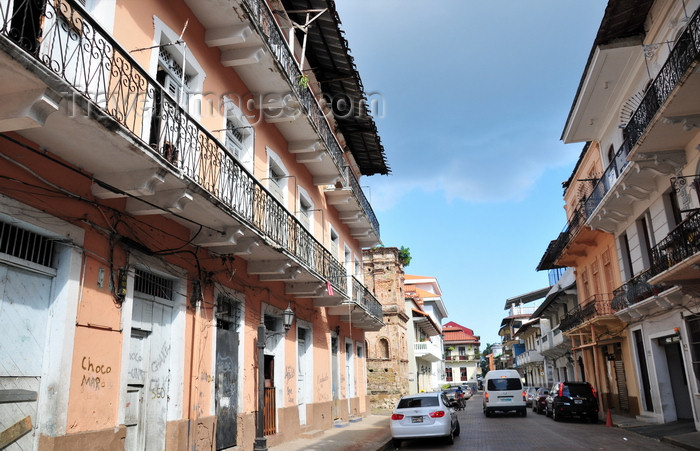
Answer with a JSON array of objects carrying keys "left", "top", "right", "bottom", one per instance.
[{"left": 392, "top": 392, "right": 681, "bottom": 450}]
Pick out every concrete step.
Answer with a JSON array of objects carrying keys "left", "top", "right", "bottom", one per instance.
[{"left": 333, "top": 419, "right": 349, "bottom": 428}]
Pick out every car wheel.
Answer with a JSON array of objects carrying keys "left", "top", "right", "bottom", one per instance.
[
  {"left": 532, "top": 404, "right": 537, "bottom": 413},
  {"left": 392, "top": 438, "right": 402, "bottom": 449},
  {"left": 589, "top": 413, "right": 598, "bottom": 424},
  {"left": 521, "top": 408, "right": 527, "bottom": 417},
  {"left": 484, "top": 409, "right": 490, "bottom": 417},
  {"left": 553, "top": 407, "right": 560, "bottom": 422},
  {"left": 454, "top": 420, "right": 461, "bottom": 437},
  {"left": 546, "top": 405, "right": 552, "bottom": 417},
  {"left": 445, "top": 429, "right": 454, "bottom": 445}
]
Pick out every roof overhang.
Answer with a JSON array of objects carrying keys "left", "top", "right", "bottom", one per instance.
[
  {"left": 504, "top": 286, "right": 551, "bottom": 309},
  {"left": 412, "top": 308, "right": 440, "bottom": 336},
  {"left": 562, "top": 38, "right": 641, "bottom": 143},
  {"left": 282, "top": 0, "right": 390, "bottom": 175}
]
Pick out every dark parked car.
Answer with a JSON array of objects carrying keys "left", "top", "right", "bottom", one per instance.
[
  {"left": 532, "top": 387, "right": 549, "bottom": 414},
  {"left": 545, "top": 381, "right": 599, "bottom": 422},
  {"left": 524, "top": 386, "right": 539, "bottom": 407}
]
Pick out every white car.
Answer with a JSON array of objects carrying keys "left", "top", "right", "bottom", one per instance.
[{"left": 390, "top": 391, "right": 460, "bottom": 448}]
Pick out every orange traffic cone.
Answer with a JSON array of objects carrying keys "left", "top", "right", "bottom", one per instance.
[{"left": 605, "top": 409, "right": 613, "bottom": 427}]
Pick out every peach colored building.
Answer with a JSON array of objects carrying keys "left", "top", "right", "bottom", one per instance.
[{"left": 0, "top": 0, "right": 386, "bottom": 449}]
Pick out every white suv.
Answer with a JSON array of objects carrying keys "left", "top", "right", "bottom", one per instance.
[{"left": 482, "top": 369, "right": 527, "bottom": 417}]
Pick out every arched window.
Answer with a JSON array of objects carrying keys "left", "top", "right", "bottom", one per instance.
[{"left": 378, "top": 338, "right": 389, "bottom": 359}]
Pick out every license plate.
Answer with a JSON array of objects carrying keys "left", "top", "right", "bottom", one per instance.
[
  {"left": 412, "top": 416, "right": 423, "bottom": 423},
  {"left": 501, "top": 398, "right": 512, "bottom": 402},
  {"left": 574, "top": 400, "right": 583, "bottom": 404}
]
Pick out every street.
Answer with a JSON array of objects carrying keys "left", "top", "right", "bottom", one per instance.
[{"left": 392, "top": 393, "right": 681, "bottom": 450}]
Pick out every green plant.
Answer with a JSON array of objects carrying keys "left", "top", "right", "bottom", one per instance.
[
  {"left": 297, "top": 74, "right": 310, "bottom": 89},
  {"left": 398, "top": 246, "right": 412, "bottom": 267}
]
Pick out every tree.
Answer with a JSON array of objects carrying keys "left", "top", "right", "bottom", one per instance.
[
  {"left": 480, "top": 343, "right": 494, "bottom": 377},
  {"left": 398, "top": 246, "right": 412, "bottom": 267}
]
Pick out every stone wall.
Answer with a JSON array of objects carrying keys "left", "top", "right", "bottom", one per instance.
[{"left": 363, "top": 247, "right": 410, "bottom": 410}]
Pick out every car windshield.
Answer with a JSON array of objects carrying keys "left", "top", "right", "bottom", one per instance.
[
  {"left": 397, "top": 396, "right": 439, "bottom": 409},
  {"left": 487, "top": 378, "right": 521, "bottom": 391}
]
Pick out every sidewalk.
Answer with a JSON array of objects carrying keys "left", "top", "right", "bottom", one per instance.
[
  {"left": 268, "top": 413, "right": 392, "bottom": 451},
  {"left": 611, "top": 413, "right": 700, "bottom": 451}
]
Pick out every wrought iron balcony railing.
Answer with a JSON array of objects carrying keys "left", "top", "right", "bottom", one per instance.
[
  {"left": 559, "top": 293, "right": 612, "bottom": 331},
  {"left": 350, "top": 276, "right": 382, "bottom": 321},
  {"left": 650, "top": 209, "right": 700, "bottom": 277},
  {"left": 0, "top": 0, "right": 347, "bottom": 293},
  {"left": 345, "top": 166, "right": 379, "bottom": 236},
  {"left": 240, "top": 0, "right": 378, "bottom": 237},
  {"left": 585, "top": 8, "right": 700, "bottom": 216},
  {"left": 611, "top": 269, "right": 668, "bottom": 311}
]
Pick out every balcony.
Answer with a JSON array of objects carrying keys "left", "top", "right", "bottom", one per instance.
[
  {"left": 515, "top": 350, "right": 543, "bottom": 366},
  {"left": 537, "top": 200, "right": 599, "bottom": 269},
  {"left": 0, "top": 0, "right": 379, "bottom": 309},
  {"left": 185, "top": 0, "right": 380, "bottom": 243},
  {"left": 584, "top": 9, "right": 700, "bottom": 229},
  {"left": 560, "top": 294, "right": 613, "bottom": 332},
  {"left": 324, "top": 167, "right": 379, "bottom": 247},
  {"left": 414, "top": 340, "right": 442, "bottom": 363},
  {"left": 612, "top": 269, "right": 669, "bottom": 312},
  {"left": 327, "top": 276, "right": 383, "bottom": 330},
  {"left": 540, "top": 328, "right": 569, "bottom": 359},
  {"left": 649, "top": 210, "right": 700, "bottom": 286}
]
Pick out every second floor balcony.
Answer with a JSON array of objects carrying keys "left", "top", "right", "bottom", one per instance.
[
  {"left": 649, "top": 209, "right": 700, "bottom": 287},
  {"left": 612, "top": 269, "right": 670, "bottom": 320},
  {"left": 327, "top": 276, "right": 383, "bottom": 330},
  {"left": 560, "top": 293, "right": 613, "bottom": 332},
  {"left": 516, "top": 350, "right": 543, "bottom": 366},
  {"left": 414, "top": 340, "right": 442, "bottom": 363}
]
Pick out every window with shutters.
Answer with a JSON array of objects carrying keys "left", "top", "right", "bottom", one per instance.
[{"left": 329, "top": 227, "right": 339, "bottom": 258}]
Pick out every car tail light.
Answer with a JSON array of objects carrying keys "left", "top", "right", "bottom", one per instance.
[
  {"left": 590, "top": 384, "right": 598, "bottom": 399},
  {"left": 484, "top": 392, "right": 489, "bottom": 403},
  {"left": 429, "top": 410, "right": 446, "bottom": 418},
  {"left": 391, "top": 414, "right": 404, "bottom": 420},
  {"left": 559, "top": 385, "right": 563, "bottom": 397},
  {"left": 522, "top": 390, "right": 526, "bottom": 401}
]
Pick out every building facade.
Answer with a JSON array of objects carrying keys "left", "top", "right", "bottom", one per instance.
[
  {"left": 545, "top": 0, "right": 700, "bottom": 429},
  {"left": 404, "top": 275, "right": 448, "bottom": 393},
  {"left": 363, "top": 247, "right": 410, "bottom": 410},
  {"left": 0, "top": 0, "right": 387, "bottom": 449},
  {"left": 442, "top": 321, "right": 481, "bottom": 386}
]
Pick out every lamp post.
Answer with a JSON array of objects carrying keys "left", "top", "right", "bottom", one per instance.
[{"left": 254, "top": 304, "right": 295, "bottom": 451}]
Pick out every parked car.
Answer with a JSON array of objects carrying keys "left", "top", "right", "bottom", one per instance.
[
  {"left": 524, "top": 386, "right": 539, "bottom": 407},
  {"left": 482, "top": 369, "right": 527, "bottom": 417},
  {"left": 545, "top": 381, "right": 599, "bottom": 422},
  {"left": 532, "top": 387, "right": 549, "bottom": 414},
  {"left": 390, "top": 391, "right": 461, "bottom": 447}
]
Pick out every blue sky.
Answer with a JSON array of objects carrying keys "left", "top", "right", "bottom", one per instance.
[{"left": 334, "top": 1, "right": 608, "bottom": 346}]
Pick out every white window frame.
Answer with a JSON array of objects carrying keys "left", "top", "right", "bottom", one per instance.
[
  {"left": 297, "top": 186, "right": 314, "bottom": 233},
  {"left": 329, "top": 227, "right": 339, "bottom": 259},
  {"left": 222, "top": 98, "right": 254, "bottom": 173},
  {"left": 267, "top": 149, "right": 289, "bottom": 203}
]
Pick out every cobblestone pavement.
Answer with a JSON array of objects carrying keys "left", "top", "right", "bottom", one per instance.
[{"left": 390, "top": 393, "right": 684, "bottom": 450}]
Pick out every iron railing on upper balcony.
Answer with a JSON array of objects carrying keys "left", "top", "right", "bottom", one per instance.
[
  {"left": 585, "top": 8, "right": 700, "bottom": 217},
  {"left": 350, "top": 276, "right": 382, "bottom": 321},
  {"left": 344, "top": 166, "right": 379, "bottom": 236},
  {"left": 241, "top": 0, "right": 378, "bottom": 238},
  {"left": 0, "top": 0, "right": 347, "bottom": 293},
  {"left": 650, "top": 209, "right": 700, "bottom": 277},
  {"left": 611, "top": 269, "right": 668, "bottom": 311},
  {"left": 559, "top": 293, "right": 612, "bottom": 332}
]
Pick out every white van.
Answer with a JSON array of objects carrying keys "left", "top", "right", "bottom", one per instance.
[{"left": 482, "top": 369, "right": 527, "bottom": 417}]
